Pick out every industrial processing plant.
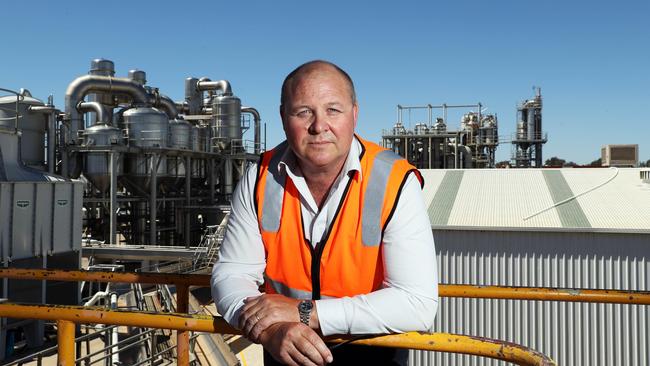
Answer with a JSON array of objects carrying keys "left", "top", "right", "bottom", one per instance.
[
  {"left": 381, "top": 89, "right": 548, "bottom": 169},
  {"left": 0, "top": 58, "right": 261, "bottom": 363}
]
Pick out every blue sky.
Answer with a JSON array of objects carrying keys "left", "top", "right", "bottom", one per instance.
[{"left": 1, "top": 0, "right": 648, "bottom": 164}]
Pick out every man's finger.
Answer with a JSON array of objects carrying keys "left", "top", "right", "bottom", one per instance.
[
  {"left": 309, "top": 335, "right": 333, "bottom": 364},
  {"left": 249, "top": 314, "right": 270, "bottom": 342},
  {"left": 288, "top": 344, "right": 320, "bottom": 366},
  {"left": 303, "top": 331, "right": 332, "bottom": 365}
]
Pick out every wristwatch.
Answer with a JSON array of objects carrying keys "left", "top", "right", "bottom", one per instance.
[{"left": 298, "top": 300, "right": 313, "bottom": 326}]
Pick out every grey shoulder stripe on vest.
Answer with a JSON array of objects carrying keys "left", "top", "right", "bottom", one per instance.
[
  {"left": 362, "top": 150, "right": 401, "bottom": 247},
  {"left": 261, "top": 141, "right": 288, "bottom": 232}
]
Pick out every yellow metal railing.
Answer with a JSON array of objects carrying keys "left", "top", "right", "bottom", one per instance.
[
  {"left": 5, "top": 268, "right": 650, "bottom": 364},
  {"left": 3, "top": 268, "right": 650, "bottom": 304},
  {"left": 0, "top": 303, "right": 555, "bottom": 366}
]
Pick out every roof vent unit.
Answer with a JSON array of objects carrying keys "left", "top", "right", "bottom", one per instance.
[{"left": 641, "top": 169, "right": 650, "bottom": 184}]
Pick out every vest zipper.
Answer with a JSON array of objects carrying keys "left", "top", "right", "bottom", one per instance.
[{"left": 309, "top": 174, "right": 355, "bottom": 300}]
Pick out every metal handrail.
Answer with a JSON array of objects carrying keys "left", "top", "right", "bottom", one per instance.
[
  {"left": 5, "top": 268, "right": 650, "bottom": 365},
  {"left": 0, "top": 303, "right": 555, "bottom": 366},
  {"left": 3, "top": 268, "right": 650, "bottom": 305}
]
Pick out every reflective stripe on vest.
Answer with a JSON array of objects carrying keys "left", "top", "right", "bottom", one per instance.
[
  {"left": 362, "top": 150, "right": 401, "bottom": 246},
  {"left": 265, "top": 276, "right": 334, "bottom": 300},
  {"left": 259, "top": 144, "right": 404, "bottom": 245}
]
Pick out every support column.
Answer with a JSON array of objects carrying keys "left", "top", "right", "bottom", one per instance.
[
  {"left": 176, "top": 284, "right": 190, "bottom": 365},
  {"left": 149, "top": 154, "right": 158, "bottom": 246},
  {"left": 57, "top": 320, "right": 75, "bottom": 366},
  {"left": 109, "top": 152, "right": 117, "bottom": 244},
  {"left": 208, "top": 159, "right": 215, "bottom": 204},
  {"left": 185, "top": 156, "right": 191, "bottom": 249}
]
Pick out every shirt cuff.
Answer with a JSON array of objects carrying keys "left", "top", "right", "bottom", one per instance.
[{"left": 315, "top": 298, "right": 350, "bottom": 336}]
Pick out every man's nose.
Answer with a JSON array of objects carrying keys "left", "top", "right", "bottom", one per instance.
[{"left": 308, "top": 110, "right": 329, "bottom": 134}]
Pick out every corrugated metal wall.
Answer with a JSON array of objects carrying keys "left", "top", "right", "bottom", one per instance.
[{"left": 410, "top": 229, "right": 650, "bottom": 366}]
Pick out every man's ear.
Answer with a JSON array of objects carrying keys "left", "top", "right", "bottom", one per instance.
[
  {"left": 353, "top": 103, "right": 359, "bottom": 129},
  {"left": 280, "top": 105, "right": 287, "bottom": 132}
]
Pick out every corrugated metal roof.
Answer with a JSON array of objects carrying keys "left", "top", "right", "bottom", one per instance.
[{"left": 421, "top": 168, "right": 650, "bottom": 232}]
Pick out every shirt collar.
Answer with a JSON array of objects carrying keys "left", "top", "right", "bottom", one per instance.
[{"left": 277, "top": 135, "right": 363, "bottom": 181}]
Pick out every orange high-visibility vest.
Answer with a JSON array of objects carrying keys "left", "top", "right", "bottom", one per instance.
[{"left": 254, "top": 136, "right": 423, "bottom": 300}]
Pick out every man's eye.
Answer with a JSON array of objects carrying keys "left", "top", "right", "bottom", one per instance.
[
  {"left": 296, "top": 110, "right": 313, "bottom": 118},
  {"left": 327, "top": 108, "right": 342, "bottom": 114}
]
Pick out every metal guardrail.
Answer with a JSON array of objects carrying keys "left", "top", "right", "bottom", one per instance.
[
  {"left": 0, "top": 303, "right": 555, "bottom": 366},
  {"left": 5, "top": 268, "right": 650, "bottom": 364},
  {"left": 3, "top": 268, "right": 650, "bottom": 304}
]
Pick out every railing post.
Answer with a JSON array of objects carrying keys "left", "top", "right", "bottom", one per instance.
[
  {"left": 176, "top": 284, "right": 190, "bottom": 366},
  {"left": 57, "top": 320, "right": 75, "bottom": 366}
]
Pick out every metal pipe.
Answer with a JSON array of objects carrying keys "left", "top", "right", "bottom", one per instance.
[
  {"left": 453, "top": 134, "right": 459, "bottom": 169},
  {"left": 0, "top": 303, "right": 556, "bottom": 366},
  {"left": 176, "top": 284, "right": 190, "bottom": 365},
  {"left": 459, "top": 144, "right": 473, "bottom": 168},
  {"left": 109, "top": 152, "right": 117, "bottom": 244},
  {"left": 443, "top": 103, "right": 447, "bottom": 124},
  {"left": 241, "top": 106, "right": 261, "bottom": 154},
  {"left": 175, "top": 101, "right": 189, "bottom": 115},
  {"left": 184, "top": 156, "right": 191, "bottom": 248},
  {"left": 65, "top": 75, "right": 149, "bottom": 142},
  {"left": 184, "top": 78, "right": 201, "bottom": 115},
  {"left": 149, "top": 154, "right": 159, "bottom": 245},
  {"left": 196, "top": 78, "right": 232, "bottom": 96},
  {"left": 149, "top": 93, "right": 178, "bottom": 119},
  {"left": 57, "top": 319, "right": 75, "bottom": 366},
  {"left": 48, "top": 110, "right": 56, "bottom": 174},
  {"left": 208, "top": 158, "right": 215, "bottom": 203},
  {"left": 396, "top": 104, "right": 401, "bottom": 125},
  {"left": 110, "top": 293, "right": 119, "bottom": 366},
  {"left": 76, "top": 101, "right": 109, "bottom": 125},
  {"left": 223, "top": 157, "right": 233, "bottom": 196},
  {"left": 82, "top": 289, "right": 109, "bottom": 307},
  {"left": 3, "top": 269, "right": 650, "bottom": 305}
]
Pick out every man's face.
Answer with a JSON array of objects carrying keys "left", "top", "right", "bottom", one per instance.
[{"left": 280, "top": 66, "right": 358, "bottom": 173}]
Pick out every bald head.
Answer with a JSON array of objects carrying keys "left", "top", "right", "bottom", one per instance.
[{"left": 280, "top": 60, "right": 357, "bottom": 112}]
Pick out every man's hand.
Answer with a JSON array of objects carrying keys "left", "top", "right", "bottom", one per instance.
[
  {"left": 240, "top": 294, "right": 309, "bottom": 342},
  {"left": 260, "top": 322, "right": 333, "bottom": 366}
]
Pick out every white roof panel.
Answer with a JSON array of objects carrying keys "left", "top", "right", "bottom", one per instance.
[{"left": 421, "top": 168, "right": 650, "bottom": 232}]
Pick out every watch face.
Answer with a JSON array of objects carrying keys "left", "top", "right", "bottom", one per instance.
[{"left": 299, "top": 301, "right": 313, "bottom": 312}]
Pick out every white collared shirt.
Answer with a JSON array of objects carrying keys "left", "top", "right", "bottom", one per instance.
[{"left": 211, "top": 137, "right": 438, "bottom": 335}]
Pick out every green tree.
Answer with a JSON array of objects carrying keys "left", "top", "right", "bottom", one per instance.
[
  {"left": 588, "top": 158, "right": 602, "bottom": 167},
  {"left": 564, "top": 161, "right": 578, "bottom": 167},
  {"left": 544, "top": 156, "right": 566, "bottom": 167}
]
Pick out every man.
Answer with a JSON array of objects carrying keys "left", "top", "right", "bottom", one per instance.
[{"left": 211, "top": 60, "right": 438, "bottom": 365}]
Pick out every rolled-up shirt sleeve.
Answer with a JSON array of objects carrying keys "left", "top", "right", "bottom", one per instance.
[
  {"left": 211, "top": 163, "right": 265, "bottom": 327},
  {"left": 315, "top": 174, "right": 438, "bottom": 336}
]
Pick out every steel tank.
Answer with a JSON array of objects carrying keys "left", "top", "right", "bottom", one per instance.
[
  {"left": 88, "top": 59, "right": 115, "bottom": 124},
  {"left": 0, "top": 95, "right": 47, "bottom": 170},
  {"left": 516, "top": 120, "right": 527, "bottom": 141},
  {"left": 168, "top": 119, "right": 192, "bottom": 188},
  {"left": 392, "top": 122, "right": 406, "bottom": 135},
  {"left": 211, "top": 94, "right": 241, "bottom": 150},
  {"left": 432, "top": 118, "right": 447, "bottom": 134},
  {"left": 81, "top": 124, "right": 124, "bottom": 192},
  {"left": 414, "top": 123, "right": 428, "bottom": 135},
  {"left": 482, "top": 116, "right": 497, "bottom": 144},
  {"left": 169, "top": 119, "right": 192, "bottom": 150},
  {"left": 122, "top": 107, "right": 169, "bottom": 188}
]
